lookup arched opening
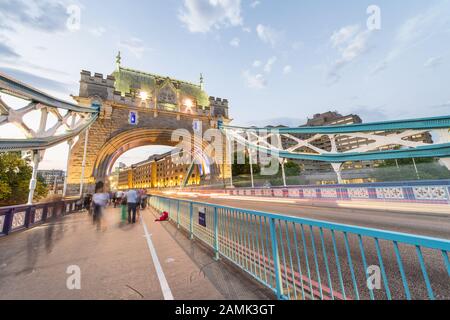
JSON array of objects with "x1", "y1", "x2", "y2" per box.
[{"x1": 91, "y1": 128, "x2": 223, "y2": 190}]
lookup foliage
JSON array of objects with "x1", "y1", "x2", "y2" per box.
[{"x1": 0, "y1": 152, "x2": 48, "y2": 206}]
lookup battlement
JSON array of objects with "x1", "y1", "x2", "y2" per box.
[
  {"x1": 209, "y1": 96, "x2": 229, "y2": 108},
  {"x1": 79, "y1": 70, "x2": 116, "y2": 100},
  {"x1": 80, "y1": 70, "x2": 115, "y2": 87}
]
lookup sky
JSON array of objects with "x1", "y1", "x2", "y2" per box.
[{"x1": 0, "y1": 0, "x2": 449, "y2": 170}]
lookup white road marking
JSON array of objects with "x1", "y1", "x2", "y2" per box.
[{"x1": 140, "y1": 215, "x2": 174, "y2": 300}]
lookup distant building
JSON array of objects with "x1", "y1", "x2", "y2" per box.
[
  {"x1": 38, "y1": 170, "x2": 65, "y2": 194},
  {"x1": 280, "y1": 111, "x2": 432, "y2": 184},
  {"x1": 117, "y1": 150, "x2": 201, "y2": 190}
]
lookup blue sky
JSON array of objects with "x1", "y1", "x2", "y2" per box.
[{"x1": 1, "y1": 0, "x2": 450, "y2": 169}]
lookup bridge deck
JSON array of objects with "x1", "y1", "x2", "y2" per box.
[{"x1": 0, "y1": 207, "x2": 273, "y2": 300}]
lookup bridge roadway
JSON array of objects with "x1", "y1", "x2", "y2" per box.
[
  {"x1": 0, "y1": 206, "x2": 273, "y2": 300},
  {"x1": 171, "y1": 193, "x2": 450, "y2": 240}
]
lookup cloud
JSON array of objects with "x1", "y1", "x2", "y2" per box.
[
  {"x1": 0, "y1": 66, "x2": 71, "y2": 93},
  {"x1": 431, "y1": 100, "x2": 450, "y2": 109},
  {"x1": 252, "y1": 60, "x2": 262, "y2": 67},
  {"x1": 328, "y1": 25, "x2": 372, "y2": 83},
  {"x1": 263, "y1": 56, "x2": 277, "y2": 73},
  {"x1": 229, "y1": 37, "x2": 240, "y2": 47},
  {"x1": 0, "y1": 42, "x2": 20, "y2": 59},
  {"x1": 89, "y1": 27, "x2": 106, "y2": 37},
  {"x1": 178, "y1": 0, "x2": 243, "y2": 33},
  {"x1": 347, "y1": 105, "x2": 388, "y2": 122},
  {"x1": 0, "y1": 0, "x2": 70, "y2": 32},
  {"x1": 243, "y1": 70, "x2": 266, "y2": 89},
  {"x1": 283, "y1": 65, "x2": 292, "y2": 75},
  {"x1": 250, "y1": 1, "x2": 260, "y2": 8},
  {"x1": 372, "y1": 2, "x2": 450, "y2": 75},
  {"x1": 256, "y1": 24, "x2": 281, "y2": 47},
  {"x1": 424, "y1": 56, "x2": 444, "y2": 68},
  {"x1": 119, "y1": 37, "x2": 150, "y2": 59}
]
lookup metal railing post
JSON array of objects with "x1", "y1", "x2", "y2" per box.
[
  {"x1": 269, "y1": 217, "x2": 284, "y2": 300},
  {"x1": 214, "y1": 206, "x2": 219, "y2": 261},
  {"x1": 189, "y1": 202, "x2": 194, "y2": 239},
  {"x1": 177, "y1": 200, "x2": 180, "y2": 229}
]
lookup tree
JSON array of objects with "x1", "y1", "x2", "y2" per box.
[{"x1": 0, "y1": 152, "x2": 48, "y2": 206}]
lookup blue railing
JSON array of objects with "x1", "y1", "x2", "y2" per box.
[
  {"x1": 149, "y1": 195, "x2": 450, "y2": 300},
  {"x1": 0, "y1": 199, "x2": 82, "y2": 237}
]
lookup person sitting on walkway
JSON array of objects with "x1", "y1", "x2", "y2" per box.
[{"x1": 155, "y1": 211, "x2": 169, "y2": 222}]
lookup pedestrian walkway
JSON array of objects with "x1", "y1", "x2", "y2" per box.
[{"x1": 0, "y1": 206, "x2": 274, "y2": 300}]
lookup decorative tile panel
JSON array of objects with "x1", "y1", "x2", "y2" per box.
[
  {"x1": 320, "y1": 188, "x2": 338, "y2": 198},
  {"x1": 413, "y1": 186, "x2": 449, "y2": 201},
  {"x1": 12, "y1": 211, "x2": 26, "y2": 229},
  {"x1": 0, "y1": 215, "x2": 5, "y2": 233},
  {"x1": 348, "y1": 188, "x2": 370, "y2": 199},
  {"x1": 303, "y1": 188, "x2": 317, "y2": 198},
  {"x1": 376, "y1": 187, "x2": 405, "y2": 200},
  {"x1": 288, "y1": 188, "x2": 300, "y2": 198},
  {"x1": 273, "y1": 189, "x2": 284, "y2": 197},
  {"x1": 34, "y1": 208, "x2": 44, "y2": 222}
]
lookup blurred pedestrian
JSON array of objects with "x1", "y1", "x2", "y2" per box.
[
  {"x1": 92, "y1": 181, "x2": 110, "y2": 231},
  {"x1": 126, "y1": 189, "x2": 138, "y2": 224},
  {"x1": 120, "y1": 192, "x2": 127, "y2": 222}
]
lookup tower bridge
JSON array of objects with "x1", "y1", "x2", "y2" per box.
[
  {"x1": 66, "y1": 55, "x2": 231, "y2": 194},
  {"x1": 1, "y1": 63, "x2": 450, "y2": 301}
]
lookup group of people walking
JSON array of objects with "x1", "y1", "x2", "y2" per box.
[{"x1": 84, "y1": 182, "x2": 149, "y2": 230}]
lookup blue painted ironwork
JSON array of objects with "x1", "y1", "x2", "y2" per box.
[
  {"x1": 149, "y1": 195, "x2": 450, "y2": 300},
  {"x1": 220, "y1": 115, "x2": 450, "y2": 134},
  {"x1": 0, "y1": 199, "x2": 82, "y2": 237}
]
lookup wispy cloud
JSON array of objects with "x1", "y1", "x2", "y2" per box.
[
  {"x1": 178, "y1": 0, "x2": 243, "y2": 33},
  {"x1": 89, "y1": 27, "x2": 107, "y2": 37},
  {"x1": 0, "y1": 41, "x2": 20, "y2": 59},
  {"x1": 328, "y1": 24, "x2": 372, "y2": 84},
  {"x1": 263, "y1": 56, "x2": 277, "y2": 73},
  {"x1": 283, "y1": 65, "x2": 292, "y2": 75},
  {"x1": 372, "y1": 2, "x2": 450, "y2": 75},
  {"x1": 256, "y1": 24, "x2": 281, "y2": 47},
  {"x1": 119, "y1": 37, "x2": 150, "y2": 59},
  {"x1": 250, "y1": 1, "x2": 261, "y2": 8},
  {"x1": 252, "y1": 60, "x2": 262, "y2": 67},
  {"x1": 424, "y1": 56, "x2": 444, "y2": 68},
  {"x1": 230, "y1": 37, "x2": 240, "y2": 47},
  {"x1": 0, "y1": 0, "x2": 70, "y2": 32},
  {"x1": 243, "y1": 70, "x2": 266, "y2": 89}
]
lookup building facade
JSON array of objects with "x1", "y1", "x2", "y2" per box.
[
  {"x1": 117, "y1": 150, "x2": 201, "y2": 190},
  {"x1": 37, "y1": 170, "x2": 65, "y2": 194}
]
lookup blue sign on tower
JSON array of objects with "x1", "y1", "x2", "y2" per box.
[{"x1": 129, "y1": 111, "x2": 138, "y2": 125}]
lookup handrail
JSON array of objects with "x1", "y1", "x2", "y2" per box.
[
  {"x1": 220, "y1": 114, "x2": 450, "y2": 134},
  {"x1": 0, "y1": 72, "x2": 97, "y2": 113}
]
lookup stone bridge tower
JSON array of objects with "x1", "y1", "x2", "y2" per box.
[{"x1": 67, "y1": 55, "x2": 231, "y2": 194}]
